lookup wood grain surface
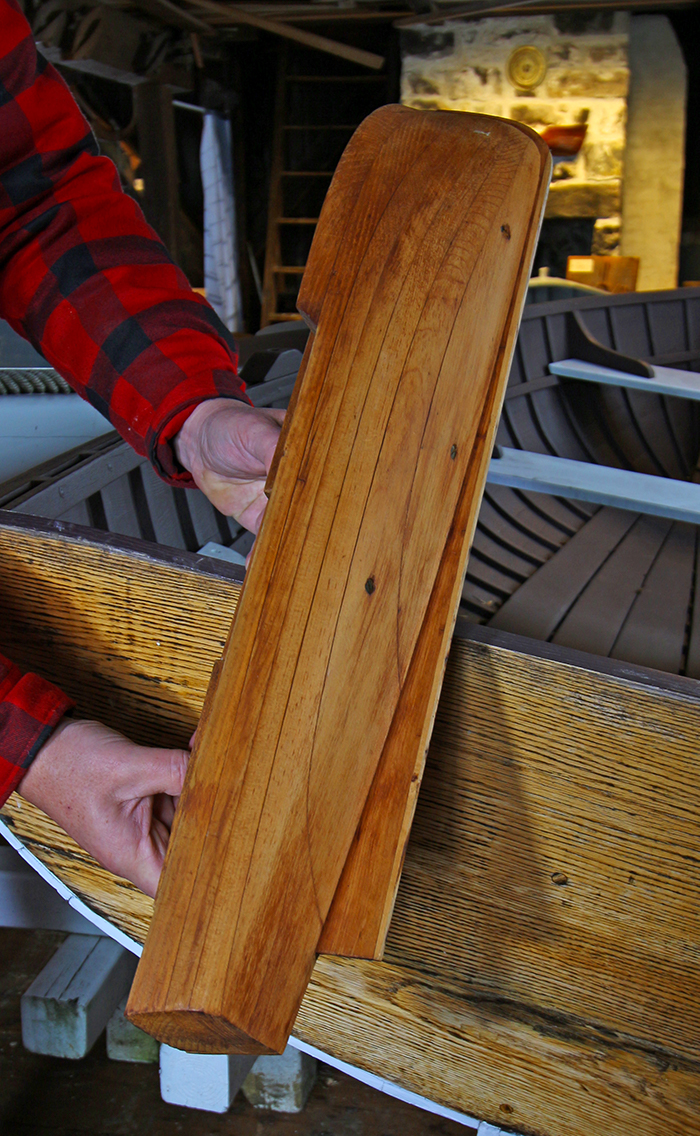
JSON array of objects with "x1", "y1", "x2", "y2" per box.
[
  {"x1": 1, "y1": 516, "x2": 700, "y2": 1134},
  {"x1": 126, "y1": 105, "x2": 550, "y2": 1055},
  {"x1": 320, "y1": 111, "x2": 550, "y2": 961}
]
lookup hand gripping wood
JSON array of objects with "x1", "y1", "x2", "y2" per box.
[{"x1": 126, "y1": 105, "x2": 550, "y2": 1054}]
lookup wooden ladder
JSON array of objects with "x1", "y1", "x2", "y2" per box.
[{"x1": 260, "y1": 44, "x2": 390, "y2": 327}]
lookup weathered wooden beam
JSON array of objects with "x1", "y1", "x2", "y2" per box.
[
  {"x1": 242, "y1": 1046, "x2": 317, "y2": 1112},
  {"x1": 182, "y1": 0, "x2": 385, "y2": 68},
  {"x1": 134, "y1": 0, "x2": 213, "y2": 33},
  {"x1": 159, "y1": 1046, "x2": 256, "y2": 1111},
  {"x1": 393, "y1": 0, "x2": 689, "y2": 27},
  {"x1": 106, "y1": 996, "x2": 160, "y2": 1063}
]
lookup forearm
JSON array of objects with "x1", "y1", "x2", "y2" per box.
[{"x1": 0, "y1": 0, "x2": 247, "y2": 483}]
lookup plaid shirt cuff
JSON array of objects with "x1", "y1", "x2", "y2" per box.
[
  {"x1": 0, "y1": 654, "x2": 74, "y2": 806},
  {"x1": 0, "y1": 1, "x2": 248, "y2": 488},
  {"x1": 147, "y1": 378, "x2": 250, "y2": 484}
]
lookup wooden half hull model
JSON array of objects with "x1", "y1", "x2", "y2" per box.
[{"x1": 122, "y1": 105, "x2": 550, "y2": 1055}]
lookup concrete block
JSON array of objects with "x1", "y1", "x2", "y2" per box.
[
  {"x1": 21, "y1": 934, "x2": 137, "y2": 1059},
  {"x1": 160, "y1": 1044, "x2": 256, "y2": 1113},
  {"x1": 106, "y1": 995, "x2": 159, "y2": 1063},
  {"x1": 243, "y1": 1045, "x2": 317, "y2": 1112}
]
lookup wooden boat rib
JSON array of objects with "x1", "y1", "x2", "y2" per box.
[{"x1": 2, "y1": 286, "x2": 700, "y2": 1135}]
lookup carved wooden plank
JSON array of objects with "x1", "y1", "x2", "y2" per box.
[
  {"x1": 2, "y1": 516, "x2": 700, "y2": 1134},
  {"x1": 321, "y1": 113, "x2": 550, "y2": 960},
  {"x1": 126, "y1": 106, "x2": 550, "y2": 1055}
]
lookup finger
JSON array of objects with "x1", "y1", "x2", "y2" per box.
[
  {"x1": 236, "y1": 408, "x2": 285, "y2": 475},
  {"x1": 134, "y1": 818, "x2": 171, "y2": 898},
  {"x1": 121, "y1": 747, "x2": 189, "y2": 802},
  {"x1": 153, "y1": 792, "x2": 176, "y2": 829},
  {"x1": 257, "y1": 411, "x2": 285, "y2": 471},
  {"x1": 200, "y1": 474, "x2": 269, "y2": 531},
  {"x1": 234, "y1": 487, "x2": 269, "y2": 535}
]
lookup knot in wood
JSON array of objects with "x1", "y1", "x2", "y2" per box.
[{"x1": 501, "y1": 224, "x2": 511, "y2": 240}]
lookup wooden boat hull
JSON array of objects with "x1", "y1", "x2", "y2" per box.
[{"x1": 1, "y1": 510, "x2": 699, "y2": 1136}]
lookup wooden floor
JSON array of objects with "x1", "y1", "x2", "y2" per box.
[{"x1": 0, "y1": 927, "x2": 476, "y2": 1136}]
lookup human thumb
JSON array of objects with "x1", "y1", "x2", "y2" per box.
[{"x1": 125, "y1": 746, "x2": 190, "y2": 802}]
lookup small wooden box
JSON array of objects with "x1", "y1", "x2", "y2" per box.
[{"x1": 567, "y1": 254, "x2": 639, "y2": 293}]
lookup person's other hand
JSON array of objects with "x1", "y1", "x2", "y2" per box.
[
  {"x1": 18, "y1": 719, "x2": 189, "y2": 898},
  {"x1": 175, "y1": 399, "x2": 285, "y2": 534}
]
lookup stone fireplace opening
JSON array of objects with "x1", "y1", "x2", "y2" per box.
[{"x1": 400, "y1": 11, "x2": 686, "y2": 291}]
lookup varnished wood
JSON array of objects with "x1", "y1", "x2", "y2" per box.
[
  {"x1": 126, "y1": 106, "x2": 550, "y2": 1055},
  {"x1": 1, "y1": 515, "x2": 700, "y2": 1133},
  {"x1": 320, "y1": 111, "x2": 550, "y2": 960}
]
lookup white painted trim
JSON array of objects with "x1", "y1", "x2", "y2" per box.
[
  {"x1": 0, "y1": 819, "x2": 522, "y2": 1132},
  {"x1": 288, "y1": 1036, "x2": 482, "y2": 1129},
  {"x1": 477, "y1": 1126, "x2": 525, "y2": 1136}
]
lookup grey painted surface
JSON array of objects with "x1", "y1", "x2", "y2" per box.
[
  {"x1": 551, "y1": 358, "x2": 700, "y2": 400},
  {"x1": 488, "y1": 447, "x2": 700, "y2": 524}
]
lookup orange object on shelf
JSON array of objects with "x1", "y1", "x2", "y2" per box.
[
  {"x1": 540, "y1": 124, "x2": 587, "y2": 158},
  {"x1": 566, "y1": 255, "x2": 639, "y2": 294}
]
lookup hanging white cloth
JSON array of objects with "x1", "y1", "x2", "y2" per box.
[{"x1": 200, "y1": 113, "x2": 244, "y2": 334}]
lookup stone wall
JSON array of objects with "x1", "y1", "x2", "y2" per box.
[
  {"x1": 401, "y1": 12, "x2": 629, "y2": 253},
  {"x1": 620, "y1": 16, "x2": 686, "y2": 290}
]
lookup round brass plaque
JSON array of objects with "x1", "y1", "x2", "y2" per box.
[{"x1": 507, "y1": 45, "x2": 547, "y2": 90}]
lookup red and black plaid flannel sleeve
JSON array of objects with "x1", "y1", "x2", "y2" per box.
[
  {"x1": 0, "y1": 0, "x2": 247, "y2": 484},
  {"x1": 0, "y1": 652, "x2": 73, "y2": 805}
]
